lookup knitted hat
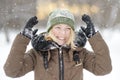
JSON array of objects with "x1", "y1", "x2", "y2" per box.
[{"x1": 47, "y1": 9, "x2": 75, "y2": 32}]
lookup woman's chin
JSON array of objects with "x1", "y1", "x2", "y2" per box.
[{"x1": 57, "y1": 41, "x2": 66, "y2": 46}]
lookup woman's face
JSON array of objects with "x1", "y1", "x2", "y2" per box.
[{"x1": 51, "y1": 24, "x2": 71, "y2": 45}]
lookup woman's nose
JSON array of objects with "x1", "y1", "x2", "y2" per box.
[{"x1": 60, "y1": 30, "x2": 66, "y2": 35}]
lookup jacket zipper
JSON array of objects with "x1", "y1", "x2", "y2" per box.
[{"x1": 58, "y1": 47, "x2": 64, "y2": 80}]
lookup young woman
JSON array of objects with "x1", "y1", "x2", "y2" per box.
[{"x1": 4, "y1": 9, "x2": 112, "y2": 80}]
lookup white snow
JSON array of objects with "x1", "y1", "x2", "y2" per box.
[{"x1": 0, "y1": 29, "x2": 120, "y2": 80}]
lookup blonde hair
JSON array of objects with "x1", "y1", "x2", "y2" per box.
[{"x1": 45, "y1": 28, "x2": 76, "y2": 49}]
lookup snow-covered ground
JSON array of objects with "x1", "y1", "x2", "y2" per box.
[{"x1": 0, "y1": 29, "x2": 120, "y2": 80}]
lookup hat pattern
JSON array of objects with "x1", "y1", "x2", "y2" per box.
[{"x1": 47, "y1": 9, "x2": 75, "y2": 32}]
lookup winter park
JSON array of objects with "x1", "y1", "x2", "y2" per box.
[{"x1": 0, "y1": 0, "x2": 120, "y2": 80}]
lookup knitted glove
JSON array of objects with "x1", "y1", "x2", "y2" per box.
[
  {"x1": 21, "y1": 16, "x2": 38, "y2": 39},
  {"x1": 81, "y1": 14, "x2": 96, "y2": 38}
]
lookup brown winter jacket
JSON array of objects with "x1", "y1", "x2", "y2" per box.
[{"x1": 4, "y1": 32, "x2": 112, "y2": 80}]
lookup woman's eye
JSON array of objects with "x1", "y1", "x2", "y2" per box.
[
  {"x1": 55, "y1": 27, "x2": 60, "y2": 29},
  {"x1": 66, "y1": 28, "x2": 70, "y2": 31}
]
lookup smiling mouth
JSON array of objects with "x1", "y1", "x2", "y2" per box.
[
  {"x1": 55, "y1": 36, "x2": 66, "y2": 44},
  {"x1": 56, "y1": 36, "x2": 65, "y2": 41}
]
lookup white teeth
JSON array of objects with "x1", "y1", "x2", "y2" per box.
[
  {"x1": 58, "y1": 38, "x2": 64, "y2": 40},
  {"x1": 56, "y1": 36, "x2": 65, "y2": 40}
]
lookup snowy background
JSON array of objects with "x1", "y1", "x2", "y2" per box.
[
  {"x1": 0, "y1": 0, "x2": 120, "y2": 80},
  {"x1": 0, "y1": 29, "x2": 120, "y2": 80}
]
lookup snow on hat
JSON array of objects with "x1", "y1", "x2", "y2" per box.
[{"x1": 47, "y1": 9, "x2": 75, "y2": 32}]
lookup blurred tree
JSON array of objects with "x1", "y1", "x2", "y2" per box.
[{"x1": 0, "y1": 0, "x2": 36, "y2": 42}]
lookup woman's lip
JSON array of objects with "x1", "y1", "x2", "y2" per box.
[
  {"x1": 58, "y1": 38, "x2": 65, "y2": 40},
  {"x1": 56, "y1": 37, "x2": 65, "y2": 40}
]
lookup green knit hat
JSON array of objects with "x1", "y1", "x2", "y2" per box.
[{"x1": 47, "y1": 9, "x2": 75, "y2": 32}]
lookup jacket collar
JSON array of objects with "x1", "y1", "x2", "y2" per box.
[{"x1": 47, "y1": 47, "x2": 83, "y2": 62}]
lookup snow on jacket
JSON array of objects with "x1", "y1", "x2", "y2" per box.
[{"x1": 4, "y1": 32, "x2": 112, "y2": 80}]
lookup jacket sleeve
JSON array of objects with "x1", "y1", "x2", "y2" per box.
[
  {"x1": 83, "y1": 32, "x2": 112, "y2": 75},
  {"x1": 3, "y1": 33, "x2": 36, "y2": 78}
]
